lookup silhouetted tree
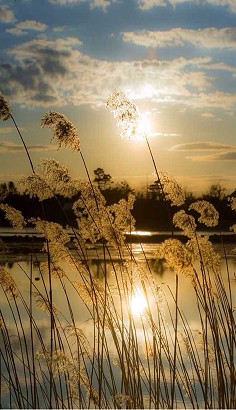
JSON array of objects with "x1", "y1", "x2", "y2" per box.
[
  {"x1": 0, "y1": 177, "x2": 234, "y2": 230},
  {"x1": 204, "y1": 183, "x2": 227, "y2": 200},
  {"x1": 93, "y1": 168, "x2": 113, "y2": 191},
  {"x1": 0, "y1": 183, "x2": 7, "y2": 201},
  {"x1": 0, "y1": 181, "x2": 18, "y2": 201},
  {"x1": 115, "y1": 181, "x2": 134, "y2": 197},
  {"x1": 148, "y1": 180, "x2": 162, "y2": 200}
]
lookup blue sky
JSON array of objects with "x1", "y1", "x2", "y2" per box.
[{"x1": 0, "y1": 0, "x2": 236, "y2": 194}]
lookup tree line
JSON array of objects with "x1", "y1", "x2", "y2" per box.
[{"x1": 0, "y1": 168, "x2": 235, "y2": 231}]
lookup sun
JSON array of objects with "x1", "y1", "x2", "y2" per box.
[
  {"x1": 128, "y1": 112, "x2": 152, "y2": 141},
  {"x1": 137, "y1": 113, "x2": 152, "y2": 137},
  {"x1": 129, "y1": 289, "x2": 147, "y2": 316}
]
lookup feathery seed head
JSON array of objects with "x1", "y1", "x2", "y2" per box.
[
  {"x1": 0, "y1": 204, "x2": 25, "y2": 230},
  {"x1": 230, "y1": 224, "x2": 236, "y2": 234},
  {"x1": 38, "y1": 158, "x2": 80, "y2": 197},
  {"x1": 156, "y1": 238, "x2": 193, "y2": 275},
  {"x1": 0, "y1": 93, "x2": 11, "y2": 121},
  {"x1": 41, "y1": 110, "x2": 80, "y2": 151},
  {"x1": 189, "y1": 200, "x2": 219, "y2": 227},
  {"x1": 160, "y1": 171, "x2": 186, "y2": 206},
  {"x1": 21, "y1": 159, "x2": 79, "y2": 200},
  {"x1": 107, "y1": 90, "x2": 145, "y2": 140},
  {"x1": 229, "y1": 196, "x2": 236, "y2": 212},
  {"x1": 186, "y1": 235, "x2": 221, "y2": 273},
  {"x1": 20, "y1": 174, "x2": 53, "y2": 201},
  {"x1": 33, "y1": 292, "x2": 60, "y2": 315},
  {"x1": 0, "y1": 266, "x2": 19, "y2": 298},
  {"x1": 173, "y1": 209, "x2": 196, "y2": 237}
]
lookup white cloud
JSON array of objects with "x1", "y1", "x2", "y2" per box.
[
  {"x1": 135, "y1": 0, "x2": 236, "y2": 13},
  {"x1": 86, "y1": 0, "x2": 236, "y2": 13},
  {"x1": 203, "y1": 0, "x2": 236, "y2": 13},
  {"x1": 0, "y1": 5, "x2": 15, "y2": 23},
  {"x1": 136, "y1": 0, "x2": 167, "y2": 9},
  {"x1": 48, "y1": 0, "x2": 117, "y2": 9},
  {"x1": 122, "y1": 27, "x2": 236, "y2": 49},
  {"x1": 53, "y1": 26, "x2": 66, "y2": 33},
  {"x1": 90, "y1": 0, "x2": 117, "y2": 10},
  {"x1": 204, "y1": 61, "x2": 236, "y2": 73},
  {"x1": 193, "y1": 91, "x2": 236, "y2": 109},
  {"x1": 8, "y1": 36, "x2": 82, "y2": 60},
  {"x1": 151, "y1": 132, "x2": 180, "y2": 137},
  {"x1": 48, "y1": 0, "x2": 83, "y2": 4},
  {"x1": 6, "y1": 20, "x2": 47, "y2": 36},
  {"x1": 1, "y1": 37, "x2": 235, "y2": 111}
]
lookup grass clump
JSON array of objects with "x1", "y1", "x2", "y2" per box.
[{"x1": 0, "y1": 91, "x2": 236, "y2": 409}]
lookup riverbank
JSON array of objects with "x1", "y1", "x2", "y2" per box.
[{"x1": 0, "y1": 230, "x2": 235, "y2": 253}]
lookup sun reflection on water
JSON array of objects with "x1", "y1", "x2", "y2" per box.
[{"x1": 129, "y1": 288, "x2": 148, "y2": 316}]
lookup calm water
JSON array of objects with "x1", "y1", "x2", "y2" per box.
[
  {"x1": 1, "y1": 240, "x2": 236, "y2": 408},
  {"x1": 1, "y1": 241, "x2": 235, "y2": 322}
]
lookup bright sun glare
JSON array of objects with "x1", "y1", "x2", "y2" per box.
[
  {"x1": 136, "y1": 114, "x2": 152, "y2": 139},
  {"x1": 130, "y1": 289, "x2": 147, "y2": 316}
]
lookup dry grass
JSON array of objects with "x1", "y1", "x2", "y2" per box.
[{"x1": 0, "y1": 91, "x2": 236, "y2": 408}]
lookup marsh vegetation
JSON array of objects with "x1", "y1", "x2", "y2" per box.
[{"x1": 0, "y1": 91, "x2": 236, "y2": 409}]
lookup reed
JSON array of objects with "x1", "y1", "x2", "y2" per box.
[{"x1": 0, "y1": 91, "x2": 235, "y2": 408}]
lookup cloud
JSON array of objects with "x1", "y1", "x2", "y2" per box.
[
  {"x1": 48, "y1": 0, "x2": 83, "y2": 3},
  {"x1": 48, "y1": 0, "x2": 74, "y2": 3},
  {"x1": 151, "y1": 132, "x2": 180, "y2": 137},
  {"x1": 122, "y1": 27, "x2": 236, "y2": 49},
  {"x1": 135, "y1": 0, "x2": 236, "y2": 13},
  {"x1": 0, "y1": 5, "x2": 15, "y2": 23},
  {"x1": 0, "y1": 126, "x2": 15, "y2": 134},
  {"x1": 205, "y1": 61, "x2": 236, "y2": 73},
  {"x1": 0, "y1": 141, "x2": 57, "y2": 153},
  {"x1": 136, "y1": 0, "x2": 167, "y2": 9},
  {"x1": 171, "y1": 141, "x2": 236, "y2": 162},
  {"x1": 208, "y1": 0, "x2": 236, "y2": 12},
  {"x1": 170, "y1": 142, "x2": 235, "y2": 151},
  {"x1": 48, "y1": 0, "x2": 117, "y2": 10},
  {"x1": 1, "y1": 37, "x2": 83, "y2": 105},
  {"x1": 201, "y1": 112, "x2": 215, "y2": 118},
  {"x1": 90, "y1": 0, "x2": 117, "y2": 9},
  {"x1": 212, "y1": 151, "x2": 236, "y2": 160},
  {"x1": 1, "y1": 36, "x2": 235, "y2": 111},
  {"x1": 6, "y1": 20, "x2": 47, "y2": 36},
  {"x1": 192, "y1": 91, "x2": 236, "y2": 109},
  {"x1": 187, "y1": 151, "x2": 236, "y2": 161},
  {"x1": 51, "y1": 0, "x2": 234, "y2": 10}
]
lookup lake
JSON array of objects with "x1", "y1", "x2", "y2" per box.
[{"x1": 0, "y1": 235, "x2": 236, "y2": 408}]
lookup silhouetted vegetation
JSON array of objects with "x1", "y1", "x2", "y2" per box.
[
  {"x1": 1, "y1": 91, "x2": 236, "y2": 409},
  {"x1": 0, "y1": 176, "x2": 235, "y2": 231}
]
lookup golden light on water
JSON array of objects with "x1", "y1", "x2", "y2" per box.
[
  {"x1": 129, "y1": 289, "x2": 148, "y2": 316},
  {"x1": 128, "y1": 230, "x2": 152, "y2": 236}
]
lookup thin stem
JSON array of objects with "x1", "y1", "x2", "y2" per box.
[
  {"x1": 171, "y1": 273, "x2": 178, "y2": 409},
  {"x1": 10, "y1": 114, "x2": 35, "y2": 174},
  {"x1": 145, "y1": 135, "x2": 174, "y2": 234}
]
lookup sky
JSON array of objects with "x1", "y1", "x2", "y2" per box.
[{"x1": 0, "y1": 0, "x2": 236, "y2": 195}]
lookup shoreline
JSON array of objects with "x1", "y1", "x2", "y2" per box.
[
  {"x1": 0, "y1": 233, "x2": 235, "y2": 263},
  {"x1": 0, "y1": 231, "x2": 235, "y2": 249}
]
